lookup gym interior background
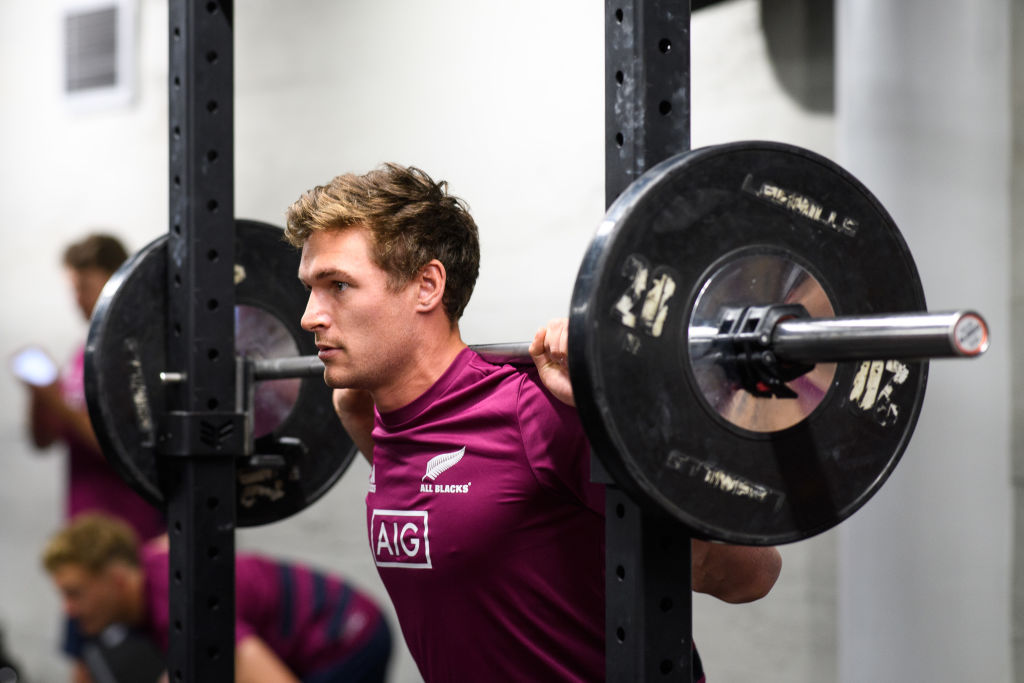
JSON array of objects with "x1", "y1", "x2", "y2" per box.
[{"x1": 0, "y1": 0, "x2": 1018, "y2": 680}]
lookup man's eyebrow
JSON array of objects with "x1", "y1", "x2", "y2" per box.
[{"x1": 298, "y1": 267, "x2": 351, "y2": 285}]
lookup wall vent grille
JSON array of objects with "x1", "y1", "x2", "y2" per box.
[{"x1": 62, "y1": 0, "x2": 137, "y2": 110}]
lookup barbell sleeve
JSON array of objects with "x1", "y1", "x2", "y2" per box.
[{"x1": 769, "y1": 310, "x2": 989, "y2": 363}]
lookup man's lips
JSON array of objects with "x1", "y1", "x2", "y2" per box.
[{"x1": 316, "y1": 344, "x2": 343, "y2": 361}]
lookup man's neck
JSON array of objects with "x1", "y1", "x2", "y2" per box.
[{"x1": 371, "y1": 325, "x2": 466, "y2": 413}]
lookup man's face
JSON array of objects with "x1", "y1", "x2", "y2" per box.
[
  {"x1": 298, "y1": 227, "x2": 421, "y2": 391},
  {"x1": 67, "y1": 267, "x2": 111, "y2": 320},
  {"x1": 51, "y1": 563, "x2": 124, "y2": 635}
]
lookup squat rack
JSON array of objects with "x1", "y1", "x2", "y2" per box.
[{"x1": 165, "y1": 1, "x2": 697, "y2": 680}]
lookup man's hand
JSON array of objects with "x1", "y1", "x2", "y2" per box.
[
  {"x1": 332, "y1": 388, "x2": 375, "y2": 462},
  {"x1": 530, "y1": 318, "x2": 574, "y2": 407}
]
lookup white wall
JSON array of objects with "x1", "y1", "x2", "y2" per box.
[{"x1": 836, "y1": 1, "x2": 1013, "y2": 681}]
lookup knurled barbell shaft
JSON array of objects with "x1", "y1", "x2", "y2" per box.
[{"x1": 251, "y1": 342, "x2": 535, "y2": 381}]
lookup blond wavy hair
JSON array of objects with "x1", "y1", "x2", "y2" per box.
[
  {"x1": 42, "y1": 513, "x2": 140, "y2": 575},
  {"x1": 285, "y1": 163, "x2": 480, "y2": 322}
]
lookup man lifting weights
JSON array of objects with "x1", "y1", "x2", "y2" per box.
[{"x1": 286, "y1": 163, "x2": 782, "y2": 682}]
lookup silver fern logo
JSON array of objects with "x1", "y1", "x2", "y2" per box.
[
  {"x1": 422, "y1": 447, "x2": 466, "y2": 481},
  {"x1": 419, "y1": 447, "x2": 472, "y2": 495}
]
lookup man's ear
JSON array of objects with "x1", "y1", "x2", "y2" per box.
[{"x1": 416, "y1": 259, "x2": 447, "y2": 313}]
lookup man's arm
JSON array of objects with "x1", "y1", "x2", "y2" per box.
[
  {"x1": 72, "y1": 661, "x2": 94, "y2": 683},
  {"x1": 531, "y1": 318, "x2": 783, "y2": 603},
  {"x1": 332, "y1": 388, "x2": 375, "y2": 462},
  {"x1": 235, "y1": 635, "x2": 299, "y2": 683},
  {"x1": 691, "y1": 540, "x2": 782, "y2": 603},
  {"x1": 29, "y1": 381, "x2": 67, "y2": 448},
  {"x1": 28, "y1": 382, "x2": 101, "y2": 453}
]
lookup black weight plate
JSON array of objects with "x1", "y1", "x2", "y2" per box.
[
  {"x1": 85, "y1": 220, "x2": 356, "y2": 526},
  {"x1": 570, "y1": 141, "x2": 927, "y2": 545}
]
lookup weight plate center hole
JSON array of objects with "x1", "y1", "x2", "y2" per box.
[
  {"x1": 235, "y1": 304, "x2": 301, "y2": 437},
  {"x1": 688, "y1": 251, "x2": 837, "y2": 433}
]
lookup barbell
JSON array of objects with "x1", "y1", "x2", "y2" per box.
[{"x1": 84, "y1": 141, "x2": 988, "y2": 543}]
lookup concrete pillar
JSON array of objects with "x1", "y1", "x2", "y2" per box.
[{"x1": 835, "y1": 1, "x2": 1012, "y2": 681}]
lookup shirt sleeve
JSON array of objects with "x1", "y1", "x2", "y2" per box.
[
  {"x1": 235, "y1": 620, "x2": 255, "y2": 645},
  {"x1": 516, "y1": 371, "x2": 605, "y2": 515}
]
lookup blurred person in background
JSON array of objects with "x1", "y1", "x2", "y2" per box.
[
  {"x1": 15, "y1": 232, "x2": 165, "y2": 541},
  {"x1": 43, "y1": 514, "x2": 392, "y2": 683},
  {"x1": 12, "y1": 233, "x2": 166, "y2": 669}
]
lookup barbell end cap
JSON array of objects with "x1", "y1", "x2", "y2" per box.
[{"x1": 951, "y1": 310, "x2": 989, "y2": 357}]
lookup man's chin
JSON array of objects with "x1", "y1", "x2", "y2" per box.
[{"x1": 323, "y1": 369, "x2": 355, "y2": 390}]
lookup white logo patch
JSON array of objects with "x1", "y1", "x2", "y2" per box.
[
  {"x1": 422, "y1": 447, "x2": 466, "y2": 481},
  {"x1": 370, "y1": 509, "x2": 431, "y2": 569}
]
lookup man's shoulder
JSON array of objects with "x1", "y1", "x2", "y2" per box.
[{"x1": 459, "y1": 352, "x2": 539, "y2": 401}]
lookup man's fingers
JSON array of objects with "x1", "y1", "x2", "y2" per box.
[
  {"x1": 529, "y1": 327, "x2": 546, "y2": 358},
  {"x1": 530, "y1": 319, "x2": 570, "y2": 365}
]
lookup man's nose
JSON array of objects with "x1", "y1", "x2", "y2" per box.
[{"x1": 300, "y1": 291, "x2": 326, "y2": 332}]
